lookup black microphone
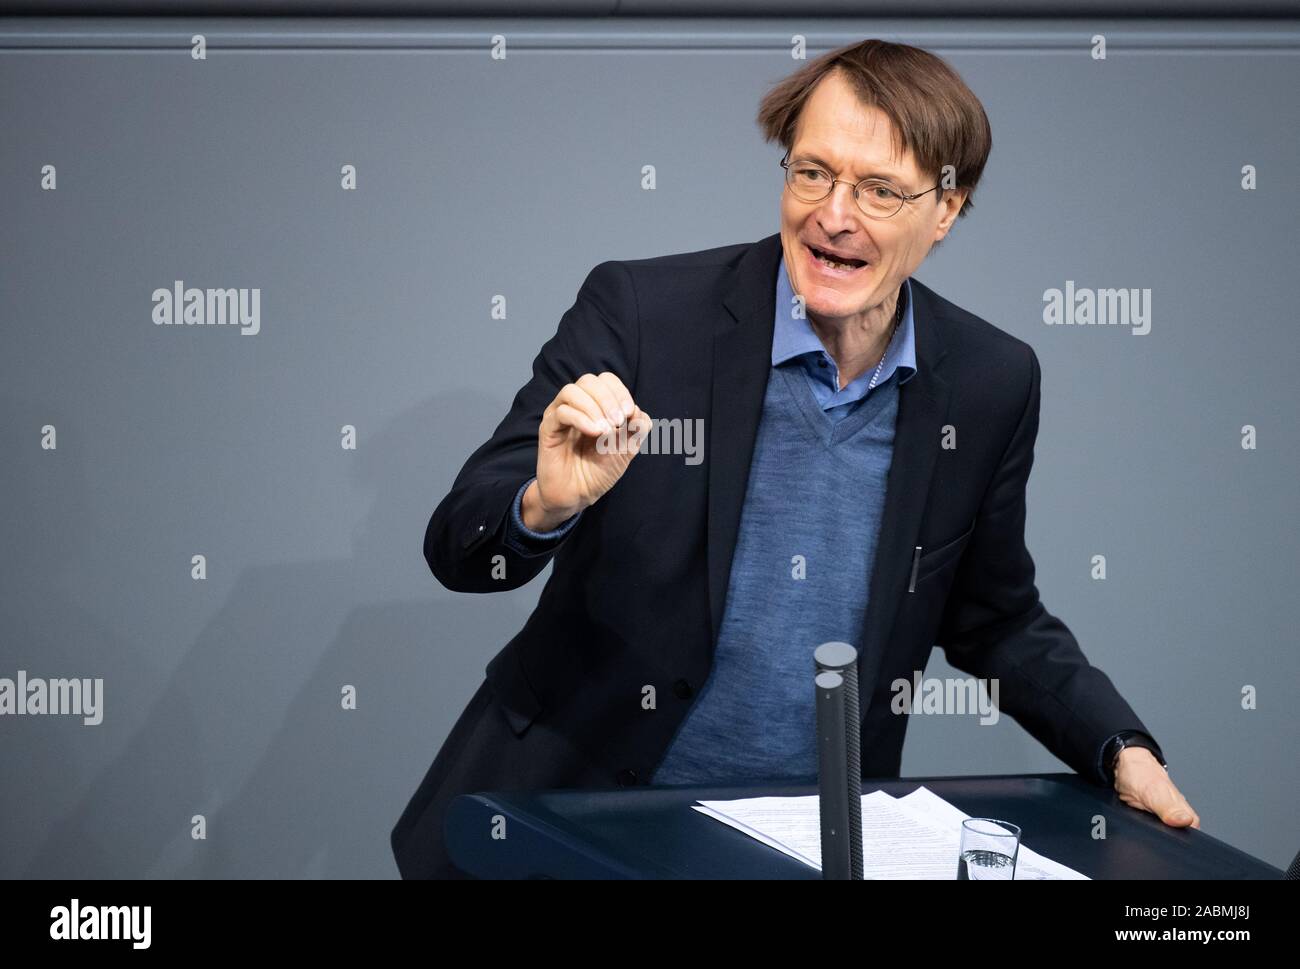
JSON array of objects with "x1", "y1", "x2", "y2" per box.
[{"x1": 814, "y1": 641, "x2": 864, "y2": 880}]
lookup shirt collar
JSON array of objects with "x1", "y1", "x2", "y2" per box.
[{"x1": 771, "y1": 253, "x2": 917, "y2": 387}]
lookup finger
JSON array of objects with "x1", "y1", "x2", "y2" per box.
[
  {"x1": 595, "y1": 409, "x2": 647, "y2": 458},
  {"x1": 1173, "y1": 794, "x2": 1201, "y2": 829},
  {"x1": 596, "y1": 371, "x2": 636, "y2": 421},
  {"x1": 1165, "y1": 792, "x2": 1198, "y2": 828},
  {"x1": 627, "y1": 408, "x2": 654, "y2": 451},
  {"x1": 551, "y1": 402, "x2": 608, "y2": 438},
  {"x1": 1145, "y1": 776, "x2": 1197, "y2": 827},
  {"x1": 577, "y1": 372, "x2": 626, "y2": 428},
  {"x1": 553, "y1": 382, "x2": 611, "y2": 433}
]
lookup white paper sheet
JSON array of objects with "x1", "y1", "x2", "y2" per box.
[
  {"x1": 897, "y1": 786, "x2": 1089, "y2": 880},
  {"x1": 693, "y1": 785, "x2": 1089, "y2": 879}
]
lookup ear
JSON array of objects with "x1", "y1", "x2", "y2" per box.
[{"x1": 933, "y1": 188, "x2": 969, "y2": 242}]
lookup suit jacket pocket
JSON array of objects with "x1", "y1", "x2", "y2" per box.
[
  {"x1": 914, "y1": 519, "x2": 976, "y2": 584},
  {"x1": 484, "y1": 643, "x2": 544, "y2": 738}
]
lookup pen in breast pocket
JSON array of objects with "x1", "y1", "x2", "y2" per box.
[{"x1": 908, "y1": 545, "x2": 922, "y2": 593}]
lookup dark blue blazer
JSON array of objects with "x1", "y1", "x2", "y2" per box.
[{"x1": 390, "y1": 230, "x2": 1154, "y2": 878}]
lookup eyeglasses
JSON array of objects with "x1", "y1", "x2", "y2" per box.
[{"x1": 780, "y1": 149, "x2": 942, "y2": 219}]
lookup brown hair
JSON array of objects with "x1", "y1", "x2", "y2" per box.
[{"x1": 756, "y1": 39, "x2": 992, "y2": 224}]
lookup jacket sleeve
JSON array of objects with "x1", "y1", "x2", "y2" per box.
[
  {"x1": 423, "y1": 259, "x2": 639, "y2": 593},
  {"x1": 935, "y1": 345, "x2": 1155, "y2": 785}
]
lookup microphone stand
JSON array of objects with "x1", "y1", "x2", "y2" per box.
[{"x1": 814, "y1": 641, "x2": 864, "y2": 880}]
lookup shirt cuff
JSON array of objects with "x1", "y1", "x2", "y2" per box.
[{"x1": 503, "y1": 477, "x2": 582, "y2": 556}]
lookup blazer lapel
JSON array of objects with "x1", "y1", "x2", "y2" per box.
[
  {"x1": 708, "y1": 232, "x2": 782, "y2": 649},
  {"x1": 706, "y1": 232, "x2": 952, "y2": 709},
  {"x1": 856, "y1": 279, "x2": 951, "y2": 709}
]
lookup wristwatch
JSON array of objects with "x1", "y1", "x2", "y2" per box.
[{"x1": 1103, "y1": 730, "x2": 1167, "y2": 786}]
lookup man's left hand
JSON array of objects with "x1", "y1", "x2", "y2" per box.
[{"x1": 1113, "y1": 747, "x2": 1200, "y2": 828}]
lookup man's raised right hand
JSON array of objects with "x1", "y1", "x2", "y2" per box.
[{"x1": 521, "y1": 371, "x2": 652, "y2": 532}]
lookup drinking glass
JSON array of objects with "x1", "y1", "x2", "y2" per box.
[{"x1": 956, "y1": 818, "x2": 1021, "y2": 880}]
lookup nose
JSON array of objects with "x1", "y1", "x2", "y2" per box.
[{"x1": 817, "y1": 178, "x2": 862, "y2": 232}]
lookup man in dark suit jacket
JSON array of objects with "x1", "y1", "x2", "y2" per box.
[{"x1": 391, "y1": 42, "x2": 1199, "y2": 879}]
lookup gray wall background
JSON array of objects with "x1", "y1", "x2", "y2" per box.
[{"x1": 1, "y1": 14, "x2": 1296, "y2": 878}]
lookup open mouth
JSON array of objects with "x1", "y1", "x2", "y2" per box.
[{"x1": 807, "y1": 244, "x2": 868, "y2": 273}]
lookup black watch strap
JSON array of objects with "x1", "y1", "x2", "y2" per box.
[{"x1": 1104, "y1": 731, "x2": 1167, "y2": 785}]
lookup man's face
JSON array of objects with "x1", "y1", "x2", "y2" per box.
[{"x1": 779, "y1": 70, "x2": 968, "y2": 331}]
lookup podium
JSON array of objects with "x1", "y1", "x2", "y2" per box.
[{"x1": 443, "y1": 772, "x2": 1283, "y2": 879}]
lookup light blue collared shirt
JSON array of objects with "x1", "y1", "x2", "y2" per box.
[{"x1": 771, "y1": 255, "x2": 917, "y2": 423}]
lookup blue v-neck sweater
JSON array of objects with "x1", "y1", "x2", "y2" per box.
[{"x1": 649, "y1": 364, "x2": 902, "y2": 783}]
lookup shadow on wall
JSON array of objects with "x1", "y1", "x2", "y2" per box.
[{"x1": 2, "y1": 389, "x2": 541, "y2": 878}]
